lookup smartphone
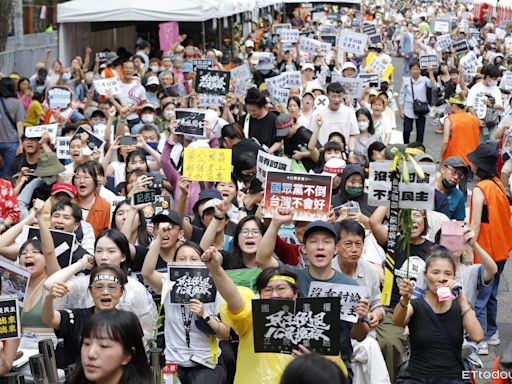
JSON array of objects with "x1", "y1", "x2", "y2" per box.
[
  {"x1": 132, "y1": 190, "x2": 156, "y2": 205},
  {"x1": 120, "y1": 136, "x2": 137, "y2": 146},
  {"x1": 148, "y1": 175, "x2": 164, "y2": 191}
]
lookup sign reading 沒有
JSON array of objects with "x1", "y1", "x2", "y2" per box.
[
  {"x1": 169, "y1": 266, "x2": 217, "y2": 304},
  {"x1": 256, "y1": 150, "x2": 292, "y2": 182}
]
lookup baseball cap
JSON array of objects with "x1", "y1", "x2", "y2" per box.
[
  {"x1": 199, "y1": 198, "x2": 223, "y2": 217},
  {"x1": 182, "y1": 62, "x2": 194, "y2": 73},
  {"x1": 275, "y1": 113, "x2": 293, "y2": 137},
  {"x1": 146, "y1": 76, "x2": 159, "y2": 86},
  {"x1": 51, "y1": 183, "x2": 77, "y2": 198},
  {"x1": 341, "y1": 62, "x2": 357, "y2": 72},
  {"x1": 301, "y1": 63, "x2": 315, "y2": 72},
  {"x1": 192, "y1": 189, "x2": 223, "y2": 213},
  {"x1": 245, "y1": 40, "x2": 255, "y2": 48},
  {"x1": 414, "y1": 153, "x2": 435, "y2": 163},
  {"x1": 152, "y1": 210, "x2": 183, "y2": 228},
  {"x1": 303, "y1": 221, "x2": 337, "y2": 242},
  {"x1": 140, "y1": 103, "x2": 156, "y2": 112},
  {"x1": 442, "y1": 156, "x2": 468, "y2": 173}
]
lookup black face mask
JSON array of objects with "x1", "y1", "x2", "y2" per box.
[
  {"x1": 376, "y1": 48, "x2": 383, "y2": 53},
  {"x1": 381, "y1": 84, "x2": 389, "y2": 92}
]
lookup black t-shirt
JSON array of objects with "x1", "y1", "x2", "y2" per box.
[
  {"x1": 232, "y1": 138, "x2": 264, "y2": 176},
  {"x1": 241, "y1": 112, "x2": 278, "y2": 149},
  {"x1": 388, "y1": 239, "x2": 434, "y2": 308},
  {"x1": 8, "y1": 154, "x2": 38, "y2": 178},
  {"x1": 283, "y1": 126, "x2": 320, "y2": 171},
  {"x1": 70, "y1": 245, "x2": 90, "y2": 266},
  {"x1": 55, "y1": 307, "x2": 95, "y2": 369},
  {"x1": 408, "y1": 299, "x2": 464, "y2": 378}
]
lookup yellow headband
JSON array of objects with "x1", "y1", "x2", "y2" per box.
[{"x1": 269, "y1": 275, "x2": 296, "y2": 285}]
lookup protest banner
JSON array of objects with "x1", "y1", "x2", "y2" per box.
[
  {"x1": 132, "y1": 268, "x2": 167, "y2": 303},
  {"x1": 451, "y1": 40, "x2": 469, "y2": 53},
  {"x1": 336, "y1": 77, "x2": 364, "y2": 99},
  {"x1": 435, "y1": 34, "x2": 452, "y2": 51},
  {"x1": 192, "y1": 59, "x2": 214, "y2": 72},
  {"x1": 183, "y1": 148, "x2": 232, "y2": 182},
  {"x1": 256, "y1": 150, "x2": 292, "y2": 182},
  {"x1": 56, "y1": 136, "x2": 71, "y2": 160},
  {"x1": 74, "y1": 126, "x2": 105, "y2": 150},
  {"x1": 169, "y1": 266, "x2": 217, "y2": 304},
  {"x1": 92, "y1": 78, "x2": 121, "y2": 96},
  {"x1": 159, "y1": 21, "x2": 179, "y2": 51},
  {"x1": 358, "y1": 72, "x2": 380, "y2": 88},
  {"x1": 299, "y1": 36, "x2": 332, "y2": 56},
  {"x1": 367, "y1": 57, "x2": 387, "y2": 75},
  {"x1": 368, "y1": 160, "x2": 436, "y2": 210},
  {"x1": 0, "y1": 256, "x2": 30, "y2": 308},
  {"x1": 338, "y1": 30, "x2": 368, "y2": 55},
  {"x1": 419, "y1": 55, "x2": 439, "y2": 70},
  {"x1": 142, "y1": 195, "x2": 174, "y2": 220},
  {"x1": 308, "y1": 282, "x2": 367, "y2": 323},
  {"x1": 195, "y1": 69, "x2": 230, "y2": 96},
  {"x1": 0, "y1": 297, "x2": 21, "y2": 340},
  {"x1": 433, "y1": 19, "x2": 450, "y2": 33},
  {"x1": 362, "y1": 23, "x2": 377, "y2": 35},
  {"x1": 175, "y1": 109, "x2": 206, "y2": 138},
  {"x1": 25, "y1": 123, "x2": 58, "y2": 144},
  {"x1": 279, "y1": 28, "x2": 299, "y2": 43},
  {"x1": 252, "y1": 297, "x2": 340, "y2": 355},
  {"x1": 262, "y1": 171, "x2": 332, "y2": 221},
  {"x1": 460, "y1": 51, "x2": 479, "y2": 72},
  {"x1": 48, "y1": 88, "x2": 72, "y2": 110},
  {"x1": 501, "y1": 71, "x2": 512, "y2": 91},
  {"x1": 21, "y1": 226, "x2": 76, "y2": 268},
  {"x1": 230, "y1": 63, "x2": 252, "y2": 83}
]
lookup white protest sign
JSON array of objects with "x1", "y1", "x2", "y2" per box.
[
  {"x1": 368, "y1": 160, "x2": 436, "y2": 210},
  {"x1": 336, "y1": 77, "x2": 364, "y2": 99},
  {"x1": 338, "y1": 30, "x2": 368, "y2": 55},
  {"x1": 48, "y1": 88, "x2": 72, "y2": 110},
  {"x1": 93, "y1": 78, "x2": 121, "y2": 96},
  {"x1": 460, "y1": 52, "x2": 479, "y2": 72},
  {"x1": 279, "y1": 28, "x2": 299, "y2": 43},
  {"x1": 473, "y1": 93, "x2": 488, "y2": 120},
  {"x1": 230, "y1": 64, "x2": 252, "y2": 83},
  {"x1": 436, "y1": 34, "x2": 452, "y2": 51},
  {"x1": 235, "y1": 81, "x2": 256, "y2": 98},
  {"x1": 56, "y1": 136, "x2": 71, "y2": 160},
  {"x1": 433, "y1": 20, "x2": 450, "y2": 33},
  {"x1": 92, "y1": 122, "x2": 112, "y2": 142},
  {"x1": 25, "y1": 123, "x2": 59, "y2": 144},
  {"x1": 268, "y1": 86, "x2": 290, "y2": 105},
  {"x1": 419, "y1": 55, "x2": 439, "y2": 70},
  {"x1": 256, "y1": 150, "x2": 292, "y2": 182},
  {"x1": 299, "y1": 36, "x2": 332, "y2": 56},
  {"x1": 460, "y1": 19, "x2": 469, "y2": 32},
  {"x1": 198, "y1": 94, "x2": 223, "y2": 107},
  {"x1": 463, "y1": 72, "x2": 477, "y2": 85},
  {"x1": 265, "y1": 75, "x2": 286, "y2": 90},
  {"x1": 501, "y1": 71, "x2": 512, "y2": 91},
  {"x1": 496, "y1": 28, "x2": 507, "y2": 40},
  {"x1": 486, "y1": 33, "x2": 497, "y2": 43},
  {"x1": 367, "y1": 57, "x2": 387, "y2": 75},
  {"x1": 308, "y1": 282, "x2": 367, "y2": 323},
  {"x1": 281, "y1": 71, "x2": 302, "y2": 88}
]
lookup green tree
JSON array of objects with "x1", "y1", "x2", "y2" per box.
[{"x1": 0, "y1": 0, "x2": 12, "y2": 52}]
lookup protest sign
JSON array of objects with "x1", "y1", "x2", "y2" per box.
[
  {"x1": 169, "y1": 266, "x2": 217, "y2": 304},
  {"x1": 175, "y1": 109, "x2": 206, "y2": 138},
  {"x1": 368, "y1": 33, "x2": 382, "y2": 44},
  {"x1": 74, "y1": 126, "x2": 105, "y2": 150},
  {"x1": 142, "y1": 195, "x2": 173, "y2": 220},
  {"x1": 262, "y1": 171, "x2": 332, "y2": 221},
  {"x1": 195, "y1": 69, "x2": 230, "y2": 96},
  {"x1": 192, "y1": 59, "x2": 214, "y2": 72},
  {"x1": 501, "y1": 71, "x2": 512, "y2": 91},
  {"x1": 368, "y1": 160, "x2": 436, "y2": 209},
  {"x1": 503, "y1": 134, "x2": 512, "y2": 159},
  {"x1": 308, "y1": 282, "x2": 367, "y2": 323},
  {"x1": 419, "y1": 55, "x2": 439, "y2": 70},
  {"x1": 272, "y1": 23, "x2": 292, "y2": 33},
  {"x1": 0, "y1": 257, "x2": 30, "y2": 308},
  {"x1": 230, "y1": 64, "x2": 252, "y2": 83},
  {"x1": 338, "y1": 30, "x2": 368, "y2": 55},
  {"x1": 198, "y1": 94, "x2": 223, "y2": 107},
  {"x1": 183, "y1": 148, "x2": 232, "y2": 182},
  {"x1": 460, "y1": 18, "x2": 469, "y2": 32},
  {"x1": 256, "y1": 150, "x2": 292, "y2": 182},
  {"x1": 25, "y1": 123, "x2": 58, "y2": 144},
  {"x1": 0, "y1": 297, "x2": 21, "y2": 340},
  {"x1": 320, "y1": 34, "x2": 337, "y2": 46},
  {"x1": 56, "y1": 136, "x2": 71, "y2": 160},
  {"x1": 496, "y1": 28, "x2": 507, "y2": 40},
  {"x1": 48, "y1": 88, "x2": 72, "y2": 110},
  {"x1": 281, "y1": 71, "x2": 302, "y2": 88},
  {"x1": 21, "y1": 226, "x2": 76, "y2": 268},
  {"x1": 435, "y1": 34, "x2": 452, "y2": 51},
  {"x1": 358, "y1": 72, "x2": 380, "y2": 88},
  {"x1": 268, "y1": 87, "x2": 290, "y2": 105},
  {"x1": 487, "y1": 33, "x2": 497, "y2": 43},
  {"x1": 362, "y1": 23, "x2": 377, "y2": 35},
  {"x1": 95, "y1": 52, "x2": 108, "y2": 63},
  {"x1": 93, "y1": 78, "x2": 121, "y2": 96},
  {"x1": 279, "y1": 28, "x2": 299, "y2": 43},
  {"x1": 299, "y1": 36, "x2": 332, "y2": 56},
  {"x1": 367, "y1": 57, "x2": 388, "y2": 75},
  {"x1": 433, "y1": 19, "x2": 450, "y2": 33},
  {"x1": 452, "y1": 40, "x2": 469, "y2": 53},
  {"x1": 252, "y1": 297, "x2": 340, "y2": 355},
  {"x1": 132, "y1": 269, "x2": 167, "y2": 303},
  {"x1": 133, "y1": 190, "x2": 156, "y2": 205},
  {"x1": 460, "y1": 51, "x2": 479, "y2": 72},
  {"x1": 336, "y1": 77, "x2": 364, "y2": 99},
  {"x1": 159, "y1": 21, "x2": 179, "y2": 51},
  {"x1": 163, "y1": 80, "x2": 193, "y2": 98},
  {"x1": 318, "y1": 24, "x2": 336, "y2": 34},
  {"x1": 235, "y1": 81, "x2": 256, "y2": 98},
  {"x1": 473, "y1": 93, "x2": 488, "y2": 120}
]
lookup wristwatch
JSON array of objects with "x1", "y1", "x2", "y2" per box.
[{"x1": 202, "y1": 314, "x2": 211, "y2": 322}]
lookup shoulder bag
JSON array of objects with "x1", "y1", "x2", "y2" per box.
[{"x1": 410, "y1": 78, "x2": 430, "y2": 116}]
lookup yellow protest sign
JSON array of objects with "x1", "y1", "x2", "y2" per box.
[{"x1": 183, "y1": 148, "x2": 232, "y2": 182}]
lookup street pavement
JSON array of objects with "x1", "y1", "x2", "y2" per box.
[{"x1": 391, "y1": 57, "x2": 511, "y2": 383}]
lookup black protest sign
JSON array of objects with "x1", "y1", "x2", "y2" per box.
[
  {"x1": 252, "y1": 297, "x2": 340, "y2": 355},
  {"x1": 143, "y1": 195, "x2": 173, "y2": 220},
  {"x1": 192, "y1": 59, "x2": 214, "y2": 71},
  {"x1": 0, "y1": 297, "x2": 21, "y2": 340},
  {"x1": 132, "y1": 269, "x2": 167, "y2": 303},
  {"x1": 452, "y1": 40, "x2": 469, "y2": 53},
  {"x1": 169, "y1": 266, "x2": 217, "y2": 304},
  {"x1": 419, "y1": 55, "x2": 439, "y2": 70},
  {"x1": 0, "y1": 257, "x2": 30, "y2": 308},
  {"x1": 362, "y1": 23, "x2": 377, "y2": 35},
  {"x1": 26, "y1": 226, "x2": 76, "y2": 269},
  {"x1": 175, "y1": 109, "x2": 206, "y2": 137},
  {"x1": 133, "y1": 190, "x2": 156, "y2": 205},
  {"x1": 358, "y1": 72, "x2": 380, "y2": 88},
  {"x1": 369, "y1": 33, "x2": 382, "y2": 43},
  {"x1": 195, "y1": 69, "x2": 230, "y2": 96},
  {"x1": 320, "y1": 35, "x2": 337, "y2": 46},
  {"x1": 74, "y1": 126, "x2": 105, "y2": 150}
]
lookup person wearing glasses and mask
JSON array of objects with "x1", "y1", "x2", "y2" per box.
[{"x1": 434, "y1": 157, "x2": 468, "y2": 220}]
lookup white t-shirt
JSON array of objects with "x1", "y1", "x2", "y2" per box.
[
  {"x1": 467, "y1": 82, "x2": 503, "y2": 117},
  {"x1": 372, "y1": 115, "x2": 393, "y2": 141},
  {"x1": 118, "y1": 80, "x2": 147, "y2": 120},
  {"x1": 310, "y1": 105, "x2": 359, "y2": 145}
]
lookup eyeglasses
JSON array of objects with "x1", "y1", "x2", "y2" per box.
[
  {"x1": 75, "y1": 176, "x2": 93, "y2": 182},
  {"x1": 90, "y1": 283, "x2": 121, "y2": 293},
  {"x1": 447, "y1": 166, "x2": 465, "y2": 180},
  {"x1": 261, "y1": 284, "x2": 290, "y2": 295},
  {"x1": 20, "y1": 250, "x2": 42, "y2": 257},
  {"x1": 240, "y1": 228, "x2": 262, "y2": 237},
  {"x1": 340, "y1": 241, "x2": 364, "y2": 249}
]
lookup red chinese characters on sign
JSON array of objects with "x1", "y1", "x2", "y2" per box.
[{"x1": 263, "y1": 171, "x2": 332, "y2": 222}]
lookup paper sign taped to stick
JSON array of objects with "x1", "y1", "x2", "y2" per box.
[
  {"x1": 0, "y1": 297, "x2": 21, "y2": 340},
  {"x1": 195, "y1": 69, "x2": 230, "y2": 96},
  {"x1": 183, "y1": 148, "x2": 232, "y2": 182},
  {"x1": 262, "y1": 171, "x2": 332, "y2": 221},
  {"x1": 252, "y1": 298, "x2": 341, "y2": 355},
  {"x1": 0, "y1": 256, "x2": 30, "y2": 308},
  {"x1": 368, "y1": 160, "x2": 436, "y2": 209},
  {"x1": 256, "y1": 150, "x2": 292, "y2": 182},
  {"x1": 169, "y1": 266, "x2": 217, "y2": 304},
  {"x1": 21, "y1": 226, "x2": 76, "y2": 268},
  {"x1": 308, "y1": 282, "x2": 367, "y2": 323},
  {"x1": 338, "y1": 30, "x2": 368, "y2": 55},
  {"x1": 93, "y1": 78, "x2": 121, "y2": 96},
  {"x1": 175, "y1": 109, "x2": 206, "y2": 138}
]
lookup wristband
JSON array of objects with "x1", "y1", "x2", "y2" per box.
[
  {"x1": 214, "y1": 214, "x2": 225, "y2": 221},
  {"x1": 461, "y1": 307, "x2": 472, "y2": 317},
  {"x1": 399, "y1": 298, "x2": 409, "y2": 308}
]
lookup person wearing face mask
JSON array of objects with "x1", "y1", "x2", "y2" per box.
[
  {"x1": 131, "y1": 104, "x2": 157, "y2": 134},
  {"x1": 434, "y1": 157, "x2": 468, "y2": 220},
  {"x1": 354, "y1": 108, "x2": 380, "y2": 155},
  {"x1": 144, "y1": 76, "x2": 160, "y2": 106}
]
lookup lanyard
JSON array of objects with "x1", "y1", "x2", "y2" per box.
[{"x1": 180, "y1": 305, "x2": 192, "y2": 348}]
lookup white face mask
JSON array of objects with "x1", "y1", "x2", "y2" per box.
[
  {"x1": 150, "y1": 65, "x2": 159, "y2": 73},
  {"x1": 358, "y1": 121, "x2": 369, "y2": 131},
  {"x1": 141, "y1": 114, "x2": 155, "y2": 124},
  {"x1": 489, "y1": 80, "x2": 498, "y2": 87},
  {"x1": 163, "y1": 110, "x2": 175, "y2": 121}
]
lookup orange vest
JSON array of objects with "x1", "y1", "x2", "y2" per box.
[
  {"x1": 76, "y1": 194, "x2": 111, "y2": 238},
  {"x1": 470, "y1": 177, "x2": 512, "y2": 263},
  {"x1": 443, "y1": 111, "x2": 480, "y2": 165}
]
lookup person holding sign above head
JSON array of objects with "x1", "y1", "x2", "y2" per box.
[
  {"x1": 202, "y1": 246, "x2": 348, "y2": 384},
  {"x1": 142, "y1": 232, "x2": 230, "y2": 384}
]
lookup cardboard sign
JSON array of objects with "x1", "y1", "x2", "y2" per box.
[
  {"x1": 368, "y1": 160, "x2": 436, "y2": 210},
  {"x1": 0, "y1": 297, "x2": 21, "y2": 340},
  {"x1": 358, "y1": 72, "x2": 380, "y2": 88},
  {"x1": 335, "y1": 77, "x2": 364, "y2": 99},
  {"x1": 0, "y1": 256, "x2": 30, "y2": 308},
  {"x1": 169, "y1": 266, "x2": 216, "y2": 304},
  {"x1": 175, "y1": 109, "x2": 206, "y2": 138},
  {"x1": 262, "y1": 171, "x2": 332, "y2": 221},
  {"x1": 133, "y1": 190, "x2": 156, "y2": 205},
  {"x1": 93, "y1": 78, "x2": 121, "y2": 96},
  {"x1": 183, "y1": 148, "x2": 232, "y2": 183},
  {"x1": 501, "y1": 71, "x2": 512, "y2": 91},
  {"x1": 25, "y1": 123, "x2": 58, "y2": 144},
  {"x1": 433, "y1": 20, "x2": 450, "y2": 33},
  {"x1": 74, "y1": 126, "x2": 105, "y2": 150},
  {"x1": 362, "y1": 23, "x2": 377, "y2": 35},
  {"x1": 159, "y1": 21, "x2": 180, "y2": 51},
  {"x1": 367, "y1": 57, "x2": 387, "y2": 75},
  {"x1": 252, "y1": 298, "x2": 341, "y2": 355},
  {"x1": 195, "y1": 69, "x2": 230, "y2": 96},
  {"x1": 339, "y1": 30, "x2": 368, "y2": 55},
  {"x1": 132, "y1": 268, "x2": 167, "y2": 303},
  {"x1": 230, "y1": 64, "x2": 252, "y2": 83},
  {"x1": 451, "y1": 40, "x2": 469, "y2": 53},
  {"x1": 56, "y1": 136, "x2": 71, "y2": 160},
  {"x1": 279, "y1": 28, "x2": 299, "y2": 43},
  {"x1": 299, "y1": 36, "x2": 332, "y2": 56},
  {"x1": 419, "y1": 55, "x2": 439, "y2": 70},
  {"x1": 256, "y1": 150, "x2": 292, "y2": 182},
  {"x1": 192, "y1": 59, "x2": 214, "y2": 72},
  {"x1": 436, "y1": 34, "x2": 452, "y2": 51},
  {"x1": 48, "y1": 88, "x2": 72, "y2": 110},
  {"x1": 308, "y1": 282, "x2": 367, "y2": 323},
  {"x1": 22, "y1": 226, "x2": 76, "y2": 269}
]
